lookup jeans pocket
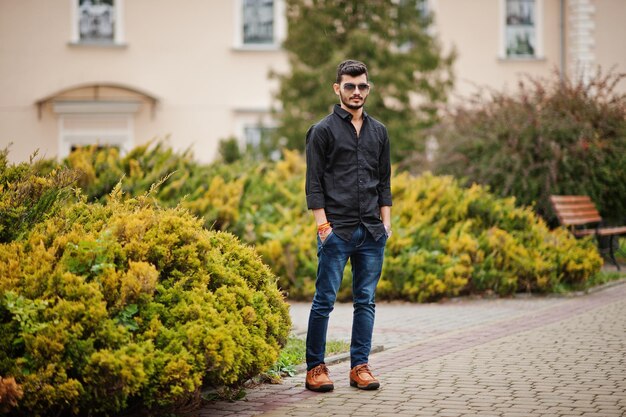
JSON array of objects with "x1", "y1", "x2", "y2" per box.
[{"x1": 318, "y1": 231, "x2": 334, "y2": 248}]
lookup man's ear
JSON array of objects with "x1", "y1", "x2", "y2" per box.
[{"x1": 333, "y1": 83, "x2": 340, "y2": 96}]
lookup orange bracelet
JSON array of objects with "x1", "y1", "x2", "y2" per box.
[
  {"x1": 318, "y1": 222, "x2": 331, "y2": 235},
  {"x1": 317, "y1": 222, "x2": 331, "y2": 231}
]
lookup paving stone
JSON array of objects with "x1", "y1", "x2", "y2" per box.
[
  {"x1": 578, "y1": 413, "x2": 618, "y2": 417},
  {"x1": 186, "y1": 282, "x2": 626, "y2": 417}
]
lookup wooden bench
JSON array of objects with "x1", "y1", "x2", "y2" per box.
[{"x1": 550, "y1": 195, "x2": 626, "y2": 270}]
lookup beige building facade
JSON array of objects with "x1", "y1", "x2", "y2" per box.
[
  {"x1": 1, "y1": 0, "x2": 288, "y2": 163},
  {"x1": 1, "y1": 0, "x2": 624, "y2": 164},
  {"x1": 432, "y1": 0, "x2": 626, "y2": 99}
]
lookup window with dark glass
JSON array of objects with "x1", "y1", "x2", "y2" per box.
[
  {"x1": 78, "y1": 0, "x2": 115, "y2": 43},
  {"x1": 244, "y1": 125, "x2": 280, "y2": 160},
  {"x1": 243, "y1": 0, "x2": 274, "y2": 45},
  {"x1": 505, "y1": 0, "x2": 536, "y2": 58}
]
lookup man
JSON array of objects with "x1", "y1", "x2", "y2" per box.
[{"x1": 304, "y1": 60, "x2": 392, "y2": 392}]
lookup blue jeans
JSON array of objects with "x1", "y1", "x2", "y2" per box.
[{"x1": 306, "y1": 224, "x2": 387, "y2": 370}]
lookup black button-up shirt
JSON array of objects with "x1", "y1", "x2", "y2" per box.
[{"x1": 305, "y1": 104, "x2": 392, "y2": 241}]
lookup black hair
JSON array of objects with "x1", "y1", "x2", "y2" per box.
[{"x1": 336, "y1": 60, "x2": 368, "y2": 84}]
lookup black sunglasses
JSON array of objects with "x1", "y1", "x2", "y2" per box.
[{"x1": 342, "y1": 83, "x2": 370, "y2": 92}]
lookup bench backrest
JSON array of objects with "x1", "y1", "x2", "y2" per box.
[{"x1": 550, "y1": 195, "x2": 602, "y2": 227}]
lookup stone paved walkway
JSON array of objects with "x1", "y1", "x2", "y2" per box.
[{"x1": 191, "y1": 281, "x2": 626, "y2": 417}]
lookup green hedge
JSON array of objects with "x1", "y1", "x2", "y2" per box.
[
  {"x1": 61, "y1": 145, "x2": 603, "y2": 301},
  {"x1": 380, "y1": 172, "x2": 602, "y2": 301},
  {"x1": 0, "y1": 149, "x2": 76, "y2": 243},
  {"x1": 432, "y1": 70, "x2": 626, "y2": 225},
  {"x1": 0, "y1": 159, "x2": 290, "y2": 415}
]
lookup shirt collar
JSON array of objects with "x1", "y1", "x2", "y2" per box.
[{"x1": 333, "y1": 104, "x2": 368, "y2": 121}]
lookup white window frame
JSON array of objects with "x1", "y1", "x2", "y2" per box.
[
  {"x1": 233, "y1": 0, "x2": 286, "y2": 50},
  {"x1": 243, "y1": 125, "x2": 280, "y2": 159},
  {"x1": 499, "y1": 0, "x2": 544, "y2": 60},
  {"x1": 70, "y1": 0, "x2": 125, "y2": 46},
  {"x1": 53, "y1": 101, "x2": 139, "y2": 159},
  {"x1": 234, "y1": 110, "x2": 279, "y2": 157}
]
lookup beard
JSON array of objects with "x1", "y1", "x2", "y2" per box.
[{"x1": 340, "y1": 91, "x2": 367, "y2": 110}]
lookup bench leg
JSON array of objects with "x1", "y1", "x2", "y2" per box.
[{"x1": 607, "y1": 236, "x2": 621, "y2": 271}]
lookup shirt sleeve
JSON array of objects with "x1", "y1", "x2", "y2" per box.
[
  {"x1": 305, "y1": 124, "x2": 327, "y2": 209},
  {"x1": 377, "y1": 127, "x2": 393, "y2": 207}
]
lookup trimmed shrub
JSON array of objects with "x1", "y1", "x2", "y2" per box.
[
  {"x1": 231, "y1": 153, "x2": 602, "y2": 301},
  {"x1": 53, "y1": 145, "x2": 603, "y2": 301},
  {"x1": 432, "y1": 70, "x2": 626, "y2": 225},
  {"x1": 65, "y1": 142, "x2": 197, "y2": 203},
  {"x1": 0, "y1": 148, "x2": 77, "y2": 243},
  {"x1": 381, "y1": 172, "x2": 603, "y2": 301},
  {"x1": 0, "y1": 192, "x2": 290, "y2": 416},
  {"x1": 63, "y1": 142, "x2": 245, "y2": 231}
]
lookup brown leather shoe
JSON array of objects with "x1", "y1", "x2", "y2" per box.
[
  {"x1": 305, "y1": 363, "x2": 334, "y2": 392},
  {"x1": 350, "y1": 363, "x2": 380, "y2": 390}
]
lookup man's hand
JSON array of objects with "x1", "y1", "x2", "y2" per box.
[
  {"x1": 319, "y1": 227, "x2": 333, "y2": 243},
  {"x1": 380, "y1": 206, "x2": 392, "y2": 238},
  {"x1": 317, "y1": 219, "x2": 332, "y2": 243}
]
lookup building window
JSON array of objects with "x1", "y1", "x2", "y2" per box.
[
  {"x1": 57, "y1": 114, "x2": 134, "y2": 159},
  {"x1": 51, "y1": 100, "x2": 140, "y2": 159},
  {"x1": 244, "y1": 125, "x2": 272, "y2": 148},
  {"x1": 244, "y1": 125, "x2": 281, "y2": 160},
  {"x1": 71, "y1": 0, "x2": 125, "y2": 45},
  {"x1": 503, "y1": 0, "x2": 541, "y2": 58},
  {"x1": 243, "y1": 0, "x2": 274, "y2": 45},
  {"x1": 234, "y1": 0, "x2": 285, "y2": 49}
]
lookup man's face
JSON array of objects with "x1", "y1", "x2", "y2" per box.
[{"x1": 333, "y1": 74, "x2": 370, "y2": 110}]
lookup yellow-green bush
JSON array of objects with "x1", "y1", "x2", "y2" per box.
[
  {"x1": 39, "y1": 144, "x2": 604, "y2": 301},
  {"x1": 62, "y1": 145, "x2": 319, "y2": 298},
  {"x1": 56, "y1": 145, "x2": 604, "y2": 301},
  {"x1": 0, "y1": 192, "x2": 290, "y2": 416},
  {"x1": 199, "y1": 151, "x2": 601, "y2": 301},
  {"x1": 201, "y1": 151, "x2": 602, "y2": 301},
  {"x1": 381, "y1": 172, "x2": 602, "y2": 301},
  {"x1": 0, "y1": 148, "x2": 76, "y2": 243}
]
